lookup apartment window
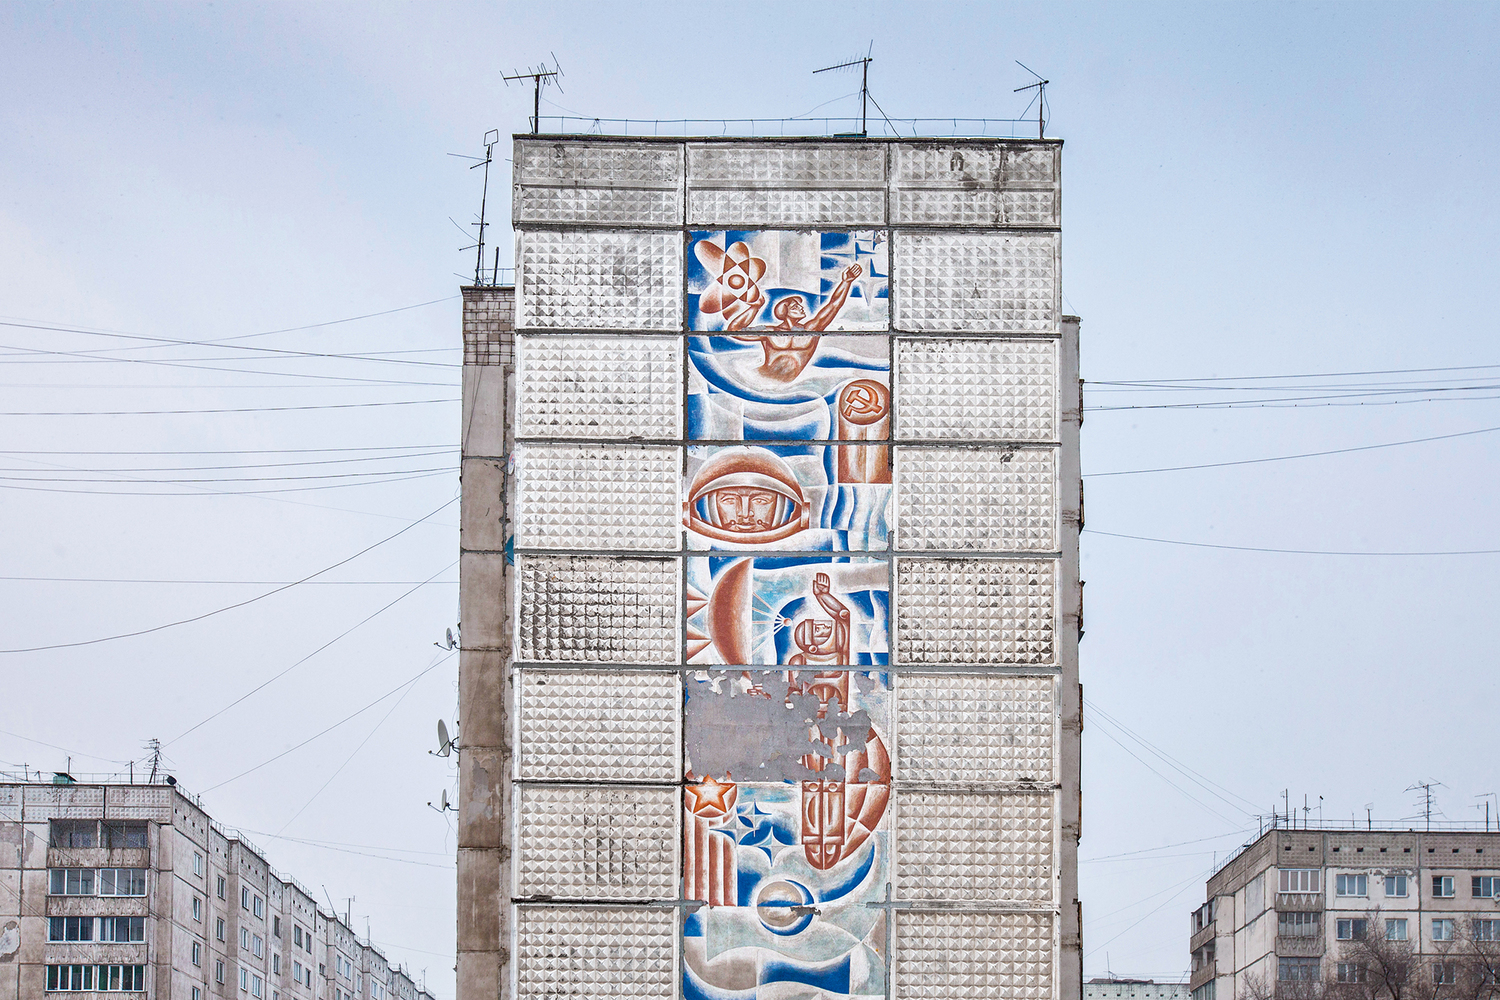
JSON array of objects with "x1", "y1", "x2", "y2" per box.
[
  {"x1": 306, "y1": 969, "x2": 314, "y2": 987},
  {"x1": 273, "y1": 954, "x2": 280, "y2": 975},
  {"x1": 1279, "y1": 958, "x2": 1320, "y2": 981},
  {"x1": 102, "y1": 822, "x2": 147, "y2": 849},
  {"x1": 49, "y1": 820, "x2": 96, "y2": 848},
  {"x1": 192, "y1": 942, "x2": 202, "y2": 967},
  {"x1": 194, "y1": 852, "x2": 204, "y2": 876},
  {"x1": 1433, "y1": 875, "x2": 1455, "y2": 897},
  {"x1": 1476, "y1": 919, "x2": 1500, "y2": 941},
  {"x1": 1337, "y1": 918, "x2": 1368, "y2": 940},
  {"x1": 100, "y1": 917, "x2": 145, "y2": 942},
  {"x1": 243, "y1": 887, "x2": 251, "y2": 910},
  {"x1": 1336, "y1": 873, "x2": 1368, "y2": 897},
  {"x1": 241, "y1": 928, "x2": 250, "y2": 949},
  {"x1": 49, "y1": 869, "x2": 94, "y2": 895},
  {"x1": 241, "y1": 968, "x2": 250, "y2": 991},
  {"x1": 294, "y1": 962, "x2": 304, "y2": 981},
  {"x1": 1279, "y1": 868, "x2": 1320, "y2": 893},
  {"x1": 1338, "y1": 963, "x2": 1368, "y2": 984},
  {"x1": 98, "y1": 868, "x2": 147, "y2": 896},
  {"x1": 217, "y1": 961, "x2": 226, "y2": 984},
  {"x1": 1433, "y1": 918, "x2": 1455, "y2": 941},
  {"x1": 254, "y1": 935, "x2": 264, "y2": 959},
  {"x1": 1385, "y1": 874, "x2": 1408, "y2": 897},
  {"x1": 218, "y1": 876, "x2": 227, "y2": 899},
  {"x1": 192, "y1": 896, "x2": 202, "y2": 921},
  {"x1": 305, "y1": 934, "x2": 313, "y2": 955},
  {"x1": 1434, "y1": 962, "x2": 1457, "y2": 985},
  {"x1": 216, "y1": 918, "x2": 226, "y2": 942},
  {"x1": 193, "y1": 989, "x2": 202, "y2": 1000},
  {"x1": 254, "y1": 895, "x2": 264, "y2": 919},
  {"x1": 273, "y1": 916, "x2": 281, "y2": 938},
  {"x1": 48, "y1": 917, "x2": 94, "y2": 942},
  {"x1": 1474, "y1": 876, "x2": 1499, "y2": 898},
  {"x1": 1387, "y1": 918, "x2": 1409, "y2": 941},
  {"x1": 252, "y1": 975, "x2": 264, "y2": 998},
  {"x1": 47, "y1": 965, "x2": 94, "y2": 991},
  {"x1": 45, "y1": 965, "x2": 145, "y2": 992},
  {"x1": 294, "y1": 926, "x2": 303, "y2": 948},
  {"x1": 1279, "y1": 911, "x2": 1319, "y2": 937},
  {"x1": 319, "y1": 965, "x2": 327, "y2": 978}
]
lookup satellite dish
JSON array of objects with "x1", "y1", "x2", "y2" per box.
[
  {"x1": 440, "y1": 790, "x2": 449, "y2": 811},
  {"x1": 437, "y1": 720, "x2": 452, "y2": 757},
  {"x1": 446, "y1": 627, "x2": 456, "y2": 649}
]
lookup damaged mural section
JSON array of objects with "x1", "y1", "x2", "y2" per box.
[{"x1": 683, "y1": 669, "x2": 890, "y2": 1000}]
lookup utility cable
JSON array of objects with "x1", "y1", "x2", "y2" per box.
[
  {"x1": 1085, "y1": 528, "x2": 1500, "y2": 557},
  {"x1": 1085, "y1": 700, "x2": 1263, "y2": 814},
  {"x1": 0, "y1": 498, "x2": 455, "y2": 654},
  {"x1": 0, "y1": 468, "x2": 452, "y2": 496},
  {"x1": 199, "y1": 652, "x2": 454, "y2": 793},
  {"x1": 1086, "y1": 422, "x2": 1500, "y2": 477},
  {"x1": 1, "y1": 398, "x2": 458, "y2": 416},
  {"x1": 165, "y1": 559, "x2": 457, "y2": 745}
]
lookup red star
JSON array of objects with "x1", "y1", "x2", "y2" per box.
[{"x1": 686, "y1": 774, "x2": 738, "y2": 818}]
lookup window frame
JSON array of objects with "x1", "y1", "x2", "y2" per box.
[
  {"x1": 1335, "y1": 873, "x2": 1369, "y2": 897},
  {"x1": 1474, "y1": 875, "x2": 1499, "y2": 898},
  {"x1": 1433, "y1": 918, "x2": 1455, "y2": 942},
  {"x1": 1433, "y1": 874, "x2": 1455, "y2": 898},
  {"x1": 1385, "y1": 874, "x2": 1409, "y2": 897},
  {"x1": 192, "y1": 941, "x2": 202, "y2": 967},
  {"x1": 1387, "y1": 918, "x2": 1409, "y2": 941},
  {"x1": 1278, "y1": 868, "x2": 1321, "y2": 894},
  {"x1": 1336, "y1": 917, "x2": 1368, "y2": 940}
]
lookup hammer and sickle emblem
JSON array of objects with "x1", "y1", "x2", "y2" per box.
[{"x1": 837, "y1": 379, "x2": 889, "y2": 425}]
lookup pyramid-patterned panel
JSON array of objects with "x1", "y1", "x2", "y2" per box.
[
  {"x1": 515, "y1": 186, "x2": 682, "y2": 228},
  {"x1": 896, "y1": 559, "x2": 1055, "y2": 664},
  {"x1": 514, "y1": 905, "x2": 676, "y2": 998},
  {"x1": 896, "y1": 339, "x2": 1057, "y2": 441},
  {"x1": 687, "y1": 143, "x2": 886, "y2": 185},
  {"x1": 516, "y1": 786, "x2": 679, "y2": 899},
  {"x1": 892, "y1": 189, "x2": 1058, "y2": 228},
  {"x1": 688, "y1": 188, "x2": 885, "y2": 227},
  {"x1": 894, "y1": 233, "x2": 1058, "y2": 334},
  {"x1": 516, "y1": 335, "x2": 682, "y2": 440},
  {"x1": 891, "y1": 144, "x2": 1059, "y2": 189},
  {"x1": 896, "y1": 791, "x2": 1055, "y2": 903},
  {"x1": 896, "y1": 448, "x2": 1057, "y2": 551},
  {"x1": 516, "y1": 670, "x2": 679, "y2": 782},
  {"x1": 514, "y1": 444, "x2": 680, "y2": 551},
  {"x1": 897, "y1": 674, "x2": 1056, "y2": 784},
  {"x1": 516, "y1": 556, "x2": 678, "y2": 663},
  {"x1": 515, "y1": 140, "x2": 682, "y2": 189},
  {"x1": 895, "y1": 911, "x2": 1054, "y2": 1000},
  {"x1": 516, "y1": 230, "x2": 681, "y2": 330}
]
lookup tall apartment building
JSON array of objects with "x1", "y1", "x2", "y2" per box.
[
  {"x1": 457, "y1": 134, "x2": 1082, "y2": 1000},
  {"x1": 0, "y1": 777, "x2": 438, "y2": 1000},
  {"x1": 1086, "y1": 978, "x2": 1189, "y2": 1000},
  {"x1": 1189, "y1": 827, "x2": 1500, "y2": 1000}
]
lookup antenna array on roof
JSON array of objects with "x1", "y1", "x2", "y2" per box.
[
  {"x1": 503, "y1": 54, "x2": 564, "y2": 135},
  {"x1": 813, "y1": 43, "x2": 875, "y2": 137}
]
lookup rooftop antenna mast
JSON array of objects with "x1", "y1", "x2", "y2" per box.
[
  {"x1": 1407, "y1": 780, "x2": 1443, "y2": 832},
  {"x1": 814, "y1": 43, "x2": 874, "y2": 137},
  {"x1": 1013, "y1": 61, "x2": 1050, "y2": 139},
  {"x1": 470, "y1": 129, "x2": 500, "y2": 284},
  {"x1": 502, "y1": 54, "x2": 563, "y2": 135}
]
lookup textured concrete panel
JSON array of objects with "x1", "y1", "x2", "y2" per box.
[
  {"x1": 516, "y1": 556, "x2": 678, "y2": 663},
  {"x1": 514, "y1": 444, "x2": 680, "y2": 551},
  {"x1": 894, "y1": 233, "x2": 1058, "y2": 334},
  {"x1": 896, "y1": 339, "x2": 1057, "y2": 441},
  {"x1": 895, "y1": 448, "x2": 1056, "y2": 551},
  {"x1": 896, "y1": 791, "x2": 1054, "y2": 902},
  {"x1": 893, "y1": 189, "x2": 1057, "y2": 228},
  {"x1": 891, "y1": 144, "x2": 1059, "y2": 227},
  {"x1": 514, "y1": 140, "x2": 682, "y2": 227},
  {"x1": 687, "y1": 143, "x2": 886, "y2": 185},
  {"x1": 516, "y1": 336, "x2": 682, "y2": 440},
  {"x1": 516, "y1": 670, "x2": 680, "y2": 782},
  {"x1": 896, "y1": 559, "x2": 1055, "y2": 664},
  {"x1": 515, "y1": 786, "x2": 678, "y2": 899},
  {"x1": 514, "y1": 905, "x2": 675, "y2": 997},
  {"x1": 688, "y1": 188, "x2": 885, "y2": 227},
  {"x1": 516, "y1": 230, "x2": 682, "y2": 330},
  {"x1": 895, "y1": 910, "x2": 1053, "y2": 999},
  {"x1": 897, "y1": 674, "x2": 1055, "y2": 784}
]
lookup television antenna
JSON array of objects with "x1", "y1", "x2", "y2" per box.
[
  {"x1": 1406, "y1": 780, "x2": 1444, "y2": 831},
  {"x1": 503, "y1": 54, "x2": 563, "y2": 135},
  {"x1": 464, "y1": 130, "x2": 501, "y2": 285},
  {"x1": 814, "y1": 43, "x2": 874, "y2": 137},
  {"x1": 1013, "y1": 61, "x2": 1049, "y2": 139}
]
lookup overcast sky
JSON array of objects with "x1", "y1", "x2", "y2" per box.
[{"x1": 3, "y1": 1, "x2": 1498, "y2": 990}]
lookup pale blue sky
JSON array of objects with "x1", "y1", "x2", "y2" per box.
[{"x1": 3, "y1": 1, "x2": 1498, "y2": 987}]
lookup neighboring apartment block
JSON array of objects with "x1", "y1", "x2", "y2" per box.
[
  {"x1": 1086, "y1": 978, "x2": 1190, "y2": 1000},
  {"x1": 1189, "y1": 827, "x2": 1500, "y2": 1000},
  {"x1": 0, "y1": 778, "x2": 437, "y2": 1000}
]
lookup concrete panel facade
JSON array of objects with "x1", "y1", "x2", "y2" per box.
[{"x1": 458, "y1": 136, "x2": 1081, "y2": 1000}]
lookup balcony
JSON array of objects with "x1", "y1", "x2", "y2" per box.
[
  {"x1": 1190, "y1": 960, "x2": 1218, "y2": 993},
  {"x1": 1275, "y1": 893, "x2": 1323, "y2": 912},
  {"x1": 1277, "y1": 936, "x2": 1325, "y2": 957},
  {"x1": 1191, "y1": 923, "x2": 1216, "y2": 953}
]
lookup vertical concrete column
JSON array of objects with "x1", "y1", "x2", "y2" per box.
[
  {"x1": 456, "y1": 286, "x2": 514, "y2": 1000},
  {"x1": 1060, "y1": 314, "x2": 1084, "y2": 1000}
]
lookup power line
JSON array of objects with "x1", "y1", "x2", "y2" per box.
[
  {"x1": 0, "y1": 449, "x2": 455, "y2": 473},
  {"x1": 0, "y1": 468, "x2": 452, "y2": 496},
  {"x1": 1086, "y1": 700, "x2": 1263, "y2": 813},
  {"x1": 1, "y1": 577, "x2": 458, "y2": 585},
  {"x1": 1080, "y1": 828, "x2": 1254, "y2": 864},
  {"x1": 1086, "y1": 422, "x2": 1500, "y2": 477},
  {"x1": 0, "y1": 498, "x2": 456, "y2": 654},
  {"x1": 1089, "y1": 362, "x2": 1500, "y2": 383},
  {"x1": 0, "y1": 339, "x2": 457, "y2": 383},
  {"x1": 166, "y1": 560, "x2": 458, "y2": 746},
  {"x1": 0, "y1": 465, "x2": 455, "y2": 485},
  {"x1": 0, "y1": 726, "x2": 135, "y2": 764},
  {"x1": 1086, "y1": 386, "x2": 1500, "y2": 410},
  {"x1": 1085, "y1": 528, "x2": 1500, "y2": 557},
  {"x1": 0, "y1": 445, "x2": 454, "y2": 456},
  {"x1": 1, "y1": 398, "x2": 459, "y2": 416},
  {"x1": 198, "y1": 652, "x2": 454, "y2": 793}
]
